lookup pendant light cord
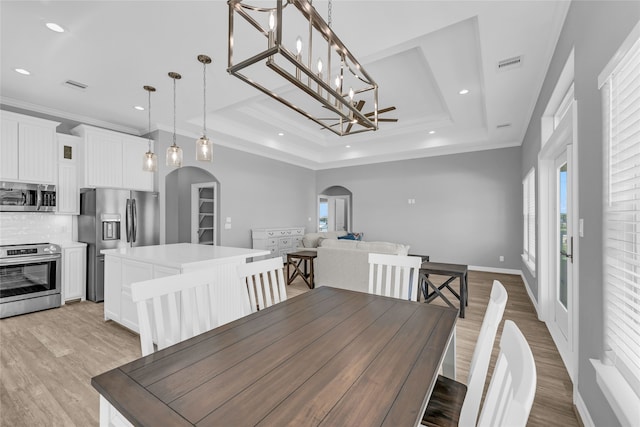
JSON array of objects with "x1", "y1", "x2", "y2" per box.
[
  {"x1": 172, "y1": 76, "x2": 177, "y2": 147},
  {"x1": 147, "y1": 89, "x2": 152, "y2": 152},
  {"x1": 203, "y1": 60, "x2": 207, "y2": 137}
]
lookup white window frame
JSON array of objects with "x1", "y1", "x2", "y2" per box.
[
  {"x1": 592, "y1": 20, "x2": 640, "y2": 427},
  {"x1": 522, "y1": 168, "x2": 536, "y2": 275}
]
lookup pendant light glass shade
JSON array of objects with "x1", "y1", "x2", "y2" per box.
[
  {"x1": 142, "y1": 85, "x2": 157, "y2": 172},
  {"x1": 166, "y1": 72, "x2": 182, "y2": 168},
  {"x1": 196, "y1": 54, "x2": 213, "y2": 162},
  {"x1": 143, "y1": 151, "x2": 158, "y2": 171},
  {"x1": 166, "y1": 144, "x2": 183, "y2": 167},
  {"x1": 196, "y1": 136, "x2": 212, "y2": 161}
]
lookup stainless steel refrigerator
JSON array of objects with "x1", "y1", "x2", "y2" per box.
[{"x1": 78, "y1": 188, "x2": 159, "y2": 302}]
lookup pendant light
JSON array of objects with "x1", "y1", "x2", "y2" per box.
[
  {"x1": 166, "y1": 71, "x2": 183, "y2": 168},
  {"x1": 196, "y1": 54, "x2": 213, "y2": 162},
  {"x1": 142, "y1": 85, "x2": 157, "y2": 172}
]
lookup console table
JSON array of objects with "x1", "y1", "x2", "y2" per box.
[
  {"x1": 286, "y1": 250, "x2": 317, "y2": 289},
  {"x1": 420, "y1": 261, "x2": 468, "y2": 318}
]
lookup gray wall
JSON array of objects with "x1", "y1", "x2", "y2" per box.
[
  {"x1": 154, "y1": 130, "x2": 317, "y2": 248},
  {"x1": 317, "y1": 146, "x2": 522, "y2": 270},
  {"x1": 520, "y1": 2, "x2": 640, "y2": 425}
]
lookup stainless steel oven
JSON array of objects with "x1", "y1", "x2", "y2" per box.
[{"x1": 0, "y1": 243, "x2": 61, "y2": 318}]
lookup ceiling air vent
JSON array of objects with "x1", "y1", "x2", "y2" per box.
[
  {"x1": 496, "y1": 123, "x2": 512, "y2": 129},
  {"x1": 496, "y1": 55, "x2": 522, "y2": 72},
  {"x1": 63, "y1": 79, "x2": 88, "y2": 90}
]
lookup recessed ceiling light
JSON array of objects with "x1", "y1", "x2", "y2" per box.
[
  {"x1": 15, "y1": 68, "x2": 30, "y2": 75},
  {"x1": 345, "y1": 145, "x2": 351, "y2": 148},
  {"x1": 428, "y1": 130, "x2": 436, "y2": 135},
  {"x1": 45, "y1": 22, "x2": 65, "y2": 33},
  {"x1": 459, "y1": 89, "x2": 470, "y2": 95},
  {"x1": 134, "y1": 106, "x2": 145, "y2": 111},
  {"x1": 278, "y1": 132, "x2": 284, "y2": 136}
]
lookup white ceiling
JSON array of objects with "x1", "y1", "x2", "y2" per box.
[{"x1": 0, "y1": 0, "x2": 570, "y2": 170}]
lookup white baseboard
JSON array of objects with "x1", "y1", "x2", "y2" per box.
[
  {"x1": 468, "y1": 265, "x2": 522, "y2": 275},
  {"x1": 519, "y1": 271, "x2": 540, "y2": 318},
  {"x1": 575, "y1": 389, "x2": 595, "y2": 427}
]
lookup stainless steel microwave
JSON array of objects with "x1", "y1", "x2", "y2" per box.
[{"x1": 0, "y1": 182, "x2": 56, "y2": 212}]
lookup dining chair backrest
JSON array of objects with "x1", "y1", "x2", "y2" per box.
[
  {"x1": 237, "y1": 257, "x2": 287, "y2": 313},
  {"x1": 131, "y1": 267, "x2": 251, "y2": 357},
  {"x1": 458, "y1": 279, "x2": 508, "y2": 426},
  {"x1": 368, "y1": 253, "x2": 422, "y2": 301},
  {"x1": 476, "y1": 320, "x2": 537, "y2": 427}
]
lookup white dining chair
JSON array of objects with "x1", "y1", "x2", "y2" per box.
[
  {"x1": 422, "y1": 279, "x2": 508, "y2": 427},
  {"x1": 477, "y1": 319, "x2": 537, "y2": 427},
  {"x1": 237, "y1": 257, "x2": 287, "y2": 313},
  {"x1": 131, "y1": 267, "x2": 251, "y2": 357},
  {"x1": 368, "y1": 253, "x2": 422, "y2": 301}
]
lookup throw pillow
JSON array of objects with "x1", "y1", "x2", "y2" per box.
[{"x1": 338, "y1": 234, "x2": 356, "y2": 240}]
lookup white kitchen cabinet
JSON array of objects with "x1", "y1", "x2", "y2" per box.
[
  {"x1": 104, "y1": 256, "x2": 122, "y2": 322},
  {"x1": 1, "y1": 116, "x2": 19, "y2": 180},
  {"x1": 120, "y1": 259, "x2": 154, "y2": 333},
  {"x1": 122, "y1": 136, "x2": 154, "y2": 191},
  {"x1": 1, "y1": 111, "x2": 59, "y2": 184},
  {"x1": 72, "y1": 124, "x2": 153, "y2": 191},
  {"x1": 252, "y1": 227, "x2": 305, "y2": 260},
  {"x1": 60, "y1": 242, "x2": 86, "y2": 303},
  {"x1": 57, "y1": 134, "x2": 80, "y2": 214}
]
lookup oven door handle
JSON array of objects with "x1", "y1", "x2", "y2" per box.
[{"x1": 0, "y1": 254, "x2": 61, "y2": 265}]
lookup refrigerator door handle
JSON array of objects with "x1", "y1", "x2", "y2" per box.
[
  {"x1": 125, "y1": 198, "x2": 132, "y2": 242},
  {"x1": 132, "y1": 198, "x2": 137, "y2": 243}
]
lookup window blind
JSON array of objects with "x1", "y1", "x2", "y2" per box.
[{"x1": 602, "y1": 33, "x2": 640, "y2": 395}]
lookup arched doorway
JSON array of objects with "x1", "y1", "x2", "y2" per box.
[
  {"x1": 165, "y1": 166, "x2": 219, "y2": 244},
  {"x1": 318, "y1": 186, "x2": 352, "y2": 232}
]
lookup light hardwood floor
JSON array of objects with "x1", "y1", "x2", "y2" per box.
[{"x1": 0, "y1": 271, "x2": 580, "y2": 426}]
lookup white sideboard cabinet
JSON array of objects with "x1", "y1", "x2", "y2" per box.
[
  {"x1": 0, "y1": 111, "x2": 59, "y2": 184},
  {"x1": 71, "y1": 124, "x2": 153, "y2": 191},
  {"x1": 252, "y1": 227, "x2": 305, "y2": 260}
]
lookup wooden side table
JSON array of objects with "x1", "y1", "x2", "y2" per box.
[
  {"x1": 419, "y1": 261, "x2": 468, "y2": 318},
  {"x1": 286, "y1": 250, "x2": 318, "y2": 289}
]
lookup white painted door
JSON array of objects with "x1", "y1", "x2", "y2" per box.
[
  {"x1": 554, "y1": 148, "x2": 572, "y2": 340},
  {"x1": 539, "y1": 101, "x2": 577, "y2": 380}
]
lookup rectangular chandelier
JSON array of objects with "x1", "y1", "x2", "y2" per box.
[{"x1": 227, "y1": 0, "x2": 379, "y2": 136}]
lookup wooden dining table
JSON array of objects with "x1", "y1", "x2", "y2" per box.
[{"x1": 92, "y1": 286, "x2": 458, "y2": 427}]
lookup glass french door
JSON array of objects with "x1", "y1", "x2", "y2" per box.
[{"x1": 555, "y1": 148, "x2": 572, "y2": 340}]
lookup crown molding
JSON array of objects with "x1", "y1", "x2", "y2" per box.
[{"x1": 0, "y1": 96, "x2": 142, "y2": 135}]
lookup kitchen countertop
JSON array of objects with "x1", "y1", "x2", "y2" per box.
[{"x1": 101, "y1": 243, "x2": 270, "y2": 269}]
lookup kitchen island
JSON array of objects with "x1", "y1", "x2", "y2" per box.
[{"x1": 101, "y1": 243, "x2": 269, "y2": 333}]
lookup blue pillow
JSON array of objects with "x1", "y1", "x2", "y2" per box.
[
  {"x1": 338, "y1": 232, "x2": 362, "y2": 241},
  {"x1": 338, "y1": 234, "x2": 356, "y2": 240}
]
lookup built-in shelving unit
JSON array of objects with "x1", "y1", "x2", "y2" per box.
[{"x1": 191, "y1": 182, "x2": 217, "y2": 245}]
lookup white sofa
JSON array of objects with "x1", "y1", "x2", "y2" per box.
[
  {"x1": 315, "y1": 239, "x2": 410, "y2": 293},
  {"x1": 298, "y1": 231, "x2": 348, "y2": 251}
]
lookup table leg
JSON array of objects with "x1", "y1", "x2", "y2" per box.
[
  {"x1": 459, "y1": 274, "x2": 465, "y2": 318},
  {"x1": 308, "y1": 258, "x2": 315, "y2": 289},
  {"x1": 286, "y1": 257, "x2": 291, "y2": 285},
  {"x1": 442, "y1": 328, "x2": 456, "y2": 380}
]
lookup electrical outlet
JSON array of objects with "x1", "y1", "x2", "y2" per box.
[{"x1": 499, "y1": 255, "x2": 504, "y2": 262}]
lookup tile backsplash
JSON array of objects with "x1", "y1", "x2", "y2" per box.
[{"x1": 0, "y1": 213, "x2": 74, "y2": 245}]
